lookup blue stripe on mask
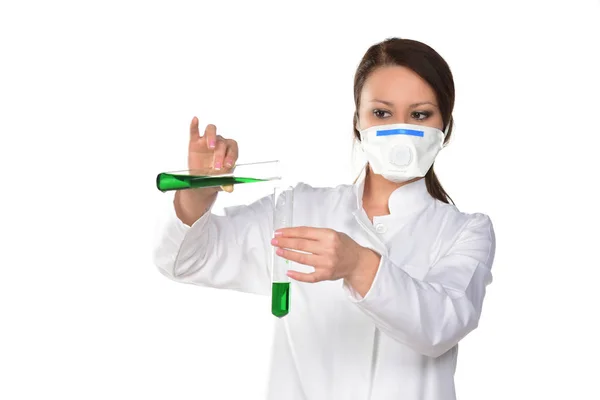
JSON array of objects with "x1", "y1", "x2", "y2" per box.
[{"x1": 376, "y1": 128, "x2": 424, "y2": 137}]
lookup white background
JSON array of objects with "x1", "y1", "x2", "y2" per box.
[{"x1": 1, "y1": 0, "x2": 599, "y2": 399}]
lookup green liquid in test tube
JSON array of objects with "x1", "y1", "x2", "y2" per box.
[
  {"x1": 271, "y1": 282, "x2": 290, "y2": 318},
  {"x1": 157, "y1": 175, "x2": 268, "y2": 191},
  {"x1": 271, "y1": 186, "x2": 293, "y2": 318},
  {"x1": 155, "y1": 160, "x2": 281, "y2": 192}
]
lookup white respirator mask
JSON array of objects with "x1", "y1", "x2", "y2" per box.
[{"x1": 358, "y1": 122, "x2": 448, "y2": 183}]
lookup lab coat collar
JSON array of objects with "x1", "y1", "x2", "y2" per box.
[{"x1": 352, "y1": 164, "x2": 434, "y2": 219}]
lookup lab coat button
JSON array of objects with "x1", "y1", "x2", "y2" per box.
[{"x1": 375, "y1": 223, "x2": 387, "y2": 233}]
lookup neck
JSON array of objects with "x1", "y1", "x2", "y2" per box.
[{"x1": 362, "y1": 166, "x2": 421, "y2": 209}]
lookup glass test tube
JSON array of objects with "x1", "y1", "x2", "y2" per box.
[
  {"x1": 156, "y1": 160, "x2": 281, "y2": 192},
  {"x1": 271, "y1": 185, "x2": 293, "y2": 318}
]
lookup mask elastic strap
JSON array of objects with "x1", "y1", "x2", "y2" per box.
[{"x1": 441, "y1": 118, "x2": 452, "y2": 148}]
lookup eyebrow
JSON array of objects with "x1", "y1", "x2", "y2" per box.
[{"x1": 369, "y1": 99, "x2": 439, "y2": 109}]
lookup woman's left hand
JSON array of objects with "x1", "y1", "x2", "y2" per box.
[{"x1": 271, "y1": 227, "x2": 373, "y2": 283}]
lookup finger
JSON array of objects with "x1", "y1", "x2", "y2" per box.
[
  {"x1": 286, "y1": 270, "x2": 326, "y2": 284},
  {"x1": 202, "y1": 124, "x2": 217, "y2": 150},
  {"x1": 189, "y1": 116, "x2": 200, "y2": 141},
  {"x1": 223, "y1": 140, "x2": 239, "y2": 169},
  {"x1": 220, "y1": 184, "x2": 234, "y2": 193},
  {"x1": 212, "y1": 138, "x2": 227, "y2": 170},
  {"x1": 275, "y1": 226, "x2": 337, "y2": 241},
  {"x1": 271, "y1": 237, "x2": 322, "y2": 255},
  {"x1": 276, "y1": 247, "x2": 322, "y2": 267}
]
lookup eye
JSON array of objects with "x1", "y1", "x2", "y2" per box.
[
  {"x1": 373, "y1": 109, "x2": 391, "y2": 119},
  {"x1": 411, "y1": 111, "x2": 432, "y2": 121}
]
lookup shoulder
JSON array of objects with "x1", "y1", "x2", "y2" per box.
[
  {"x1": 433, "y1": 200, "x2": 496, "y2": 266},
  {"x1": 433, "y1": 199, "x2": 494, "y2": 230}
]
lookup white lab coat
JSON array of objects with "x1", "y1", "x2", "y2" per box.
[{"x1": 153, "y1": 171, "x2": 496, "y2": 400}]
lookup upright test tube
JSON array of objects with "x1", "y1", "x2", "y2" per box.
[{"x1": 271, "y1": 185, "x2": 294, "y2": 318}]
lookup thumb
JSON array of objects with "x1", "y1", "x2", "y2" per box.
[{"x1": 220, "y1": 184, "x2": 234, "y2": 193}]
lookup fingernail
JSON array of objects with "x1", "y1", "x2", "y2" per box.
[
  {"x1": 209, "y1": 140, "x2": 216, "y2": 149},
  {"x1": 274, "y1": 231, "x2": 283, "y2": 236},
  {"x1": 214, "y1": 161, "x2": 222, "y2": 170},
  {"x1": 276, "y1": 248, "x2": 284, "y2": 256},
  {"x1": 225, "y1": 160, "x2": 233, "y2": 168},
  {"x1": 271, "y1": 238, "x2": 278, "y2": 245}
]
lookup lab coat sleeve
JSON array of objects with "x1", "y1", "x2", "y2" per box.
[
  {"x1": 343, "y1": 213, "x2": 496, "y2": 358},
  {"x1": 152, "y1": 191, "x2": 274, "y2": 296}
]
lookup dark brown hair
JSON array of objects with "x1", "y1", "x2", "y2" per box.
[{"x1": 353, "y1": 37, "x2": 455, "y2": 205}]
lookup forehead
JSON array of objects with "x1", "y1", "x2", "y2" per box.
[{"x1": 361, "y1": 65, "x2": 437, "y2": 104}]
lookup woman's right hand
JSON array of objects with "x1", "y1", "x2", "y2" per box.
[
  {"x1": 174, "y1": 117, "x2": 239, "y2": 226},
  {"x1": 188, "y1": 116, "x2": 239, "y2": 193}
]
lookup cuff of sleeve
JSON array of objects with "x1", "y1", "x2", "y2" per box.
[
  {"x1": 154, "y1": 192, "x2": 215, "y2": 277},
  {"x1": 342, "y1": 249, "x2": 387, "y2": 303},
  {"x1": 153, "y1": 193, "x2": 212, "y2": 277},
  {"x1": 165, "y1": 198, "x2": 213, "y2": 240},
  {"x1": 172, "y1": 204, "x2": 214, "y2": 264}
]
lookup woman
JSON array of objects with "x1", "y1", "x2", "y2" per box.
[{"x1": 154, "y1": 37, "x2": 496, "y2": 400}]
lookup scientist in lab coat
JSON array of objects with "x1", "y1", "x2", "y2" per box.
[{"x1": 153, "y1": 37, "x2": 496, "y2": 400}]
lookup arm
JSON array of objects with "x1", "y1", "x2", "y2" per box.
[
  {"x1": 343, "y1": 213, "x2": 496, "y2": 358},
  {"x1": 153, "y1": 190, "x2": 274, "y2": 296}
]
